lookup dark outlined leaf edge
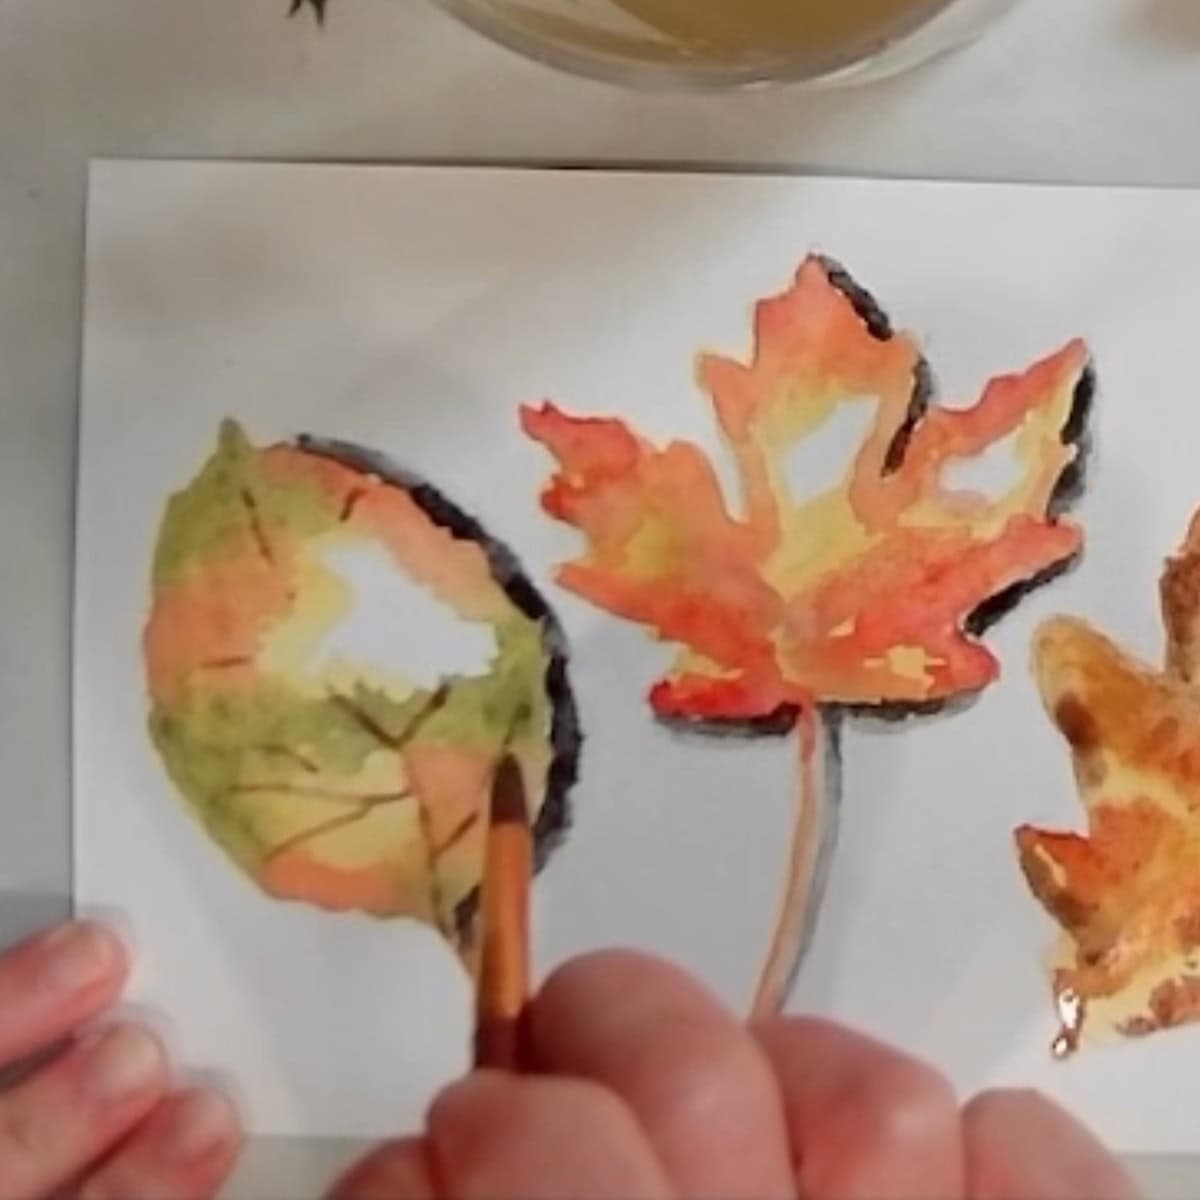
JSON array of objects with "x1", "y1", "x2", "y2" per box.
[{"x1": 289, "y1": 433, "x2": 583, "y2": 939}]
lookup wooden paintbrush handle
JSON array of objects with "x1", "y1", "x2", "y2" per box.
[{"x1": 474, "y1": 755, "x2": 533, "y2": 1071}]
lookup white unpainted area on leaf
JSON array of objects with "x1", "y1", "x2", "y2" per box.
[
  {"x1": 778, "y1": 397, "x2": 877, "y2": 505},
  {"x1": 940, "y1": 426, "x2": 1024, "y2": 502},
  {"x1": 304, "y1": 539, "x2": 497, "y2": 688}
]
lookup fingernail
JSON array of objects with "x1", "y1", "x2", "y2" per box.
[
  {"x1": 81, "y1": 1025, "x2": 164, "y2": 1101},
  {"x1": 41, "y1": 922, "x2": 118, "y2": 993},
  {"x1": 159, "y1": 1090, "x2": 239, "y2": 1162}
]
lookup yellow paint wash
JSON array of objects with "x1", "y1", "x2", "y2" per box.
[{"x1": 608, "y1": 0, "x2": 938, "y2": 56}]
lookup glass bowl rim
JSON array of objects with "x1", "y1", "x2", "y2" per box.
[{"x1": 430, "y1": 0, "x2": 963, "y2": 90}]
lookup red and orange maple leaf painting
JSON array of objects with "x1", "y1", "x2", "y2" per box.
[{"x1": 523, "y1": 256, "x2": 1094, "y2": 1014}]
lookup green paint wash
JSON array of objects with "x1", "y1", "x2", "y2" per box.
[{"x1": 152, "y1": 420, "x2": 338, "y2": 588}]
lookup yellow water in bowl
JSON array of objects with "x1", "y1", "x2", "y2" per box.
[
  {"x1": 501, "y1": 0, "x2": 943, "y2": 65},
  {"x1": 612, "y1": 0, "x2": 936, "y2": 55}
]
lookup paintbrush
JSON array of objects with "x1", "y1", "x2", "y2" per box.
[{"x1": 473, "y1": 753, "x2": 532, "y2": 1071}]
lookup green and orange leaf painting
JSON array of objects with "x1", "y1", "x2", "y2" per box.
[
  {"x1": 1018, "y1": 508, "x2": 1200, "y2": 1055},
  {"x1": 143, "y1": 421, "x2": 579, "y2": 960},
  {"x1": 522, "y1": 255, "x2": 1094, "y2": 1012}
]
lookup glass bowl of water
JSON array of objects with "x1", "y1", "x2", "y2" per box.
[{"x1": 432, "y1": 0, "x2": 1021, "y2": 89}]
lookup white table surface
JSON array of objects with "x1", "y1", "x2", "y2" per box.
[{"x1": 4, "y1": 0, "x2": 1200, "y2": 1193}]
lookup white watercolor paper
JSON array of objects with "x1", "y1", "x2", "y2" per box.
[{"x1": 75, "y1": 159, "x2": 1200, "y2": 1150}]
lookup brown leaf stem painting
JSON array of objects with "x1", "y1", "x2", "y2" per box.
[
  {"x1": 524, "y1": 255, "x2": 1094, "y2": 1014},
  {"x1": 143, "y1": 421, "x2": 580, "y2": 967},
  {"x1": 1018, "y1": 506, "x2": 1200, "y2": 1056}
]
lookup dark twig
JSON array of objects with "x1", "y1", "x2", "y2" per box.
[{"x1": 289, "y1": 0, "x2": 326, "y2": 24}]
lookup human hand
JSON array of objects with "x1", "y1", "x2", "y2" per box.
[
  {"x1": 0, "y1": 920, "x2": 241, "y2": 1200},
  {"x1": 333, "y1": 949, "x2": 1140, "y2": 1200}
]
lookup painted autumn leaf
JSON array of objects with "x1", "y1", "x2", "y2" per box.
[
  {"x1": 522, "y1": 255, "x2": 1093, "y2": 726},
  {"x1": 522, "y1": 255, "x2": 1093, "y2": 1013},
  {"x1": 1018, "y1": 508, "x2": 1200, "y2": 1054},
  {"x1": 143, "y1": 420, "x2": 579, "y2": 959}
]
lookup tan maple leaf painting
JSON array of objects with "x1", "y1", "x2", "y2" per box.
[
  {"x1": 524, "y1": 255, "x2": 1094, "y2": 1014},
  {"x1": 143, "y1": 421, "x2": 580, "y2": 965},
  {"x1": 1018, "y1": 508, "x2": 1200, "y2": 1056}
]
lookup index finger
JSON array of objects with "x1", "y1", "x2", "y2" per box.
[
  {"x1": 0, "y1": 922, "x2": 128, "y2": 1067},
  {"x1": 529, "y1": 950, "x2": 795, "y2": 1200}
]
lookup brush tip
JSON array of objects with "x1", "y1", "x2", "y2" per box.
[{"x1": 491, "y1": 755, "x2": 528, "y2": 827}]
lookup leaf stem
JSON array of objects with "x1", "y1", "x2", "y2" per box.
[
  {"x1": 262, "y1": 790, "x2": 411, "y2": 863},
  {"x1": 415, "y1": 785, "x2": 453, "y2": 942},
  {"x1": 225, "y1": 783, "x2": 409, "y2": 807},
  {"x1": 750, "y1": 709, "x2": 840, "y2": 1019}
]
